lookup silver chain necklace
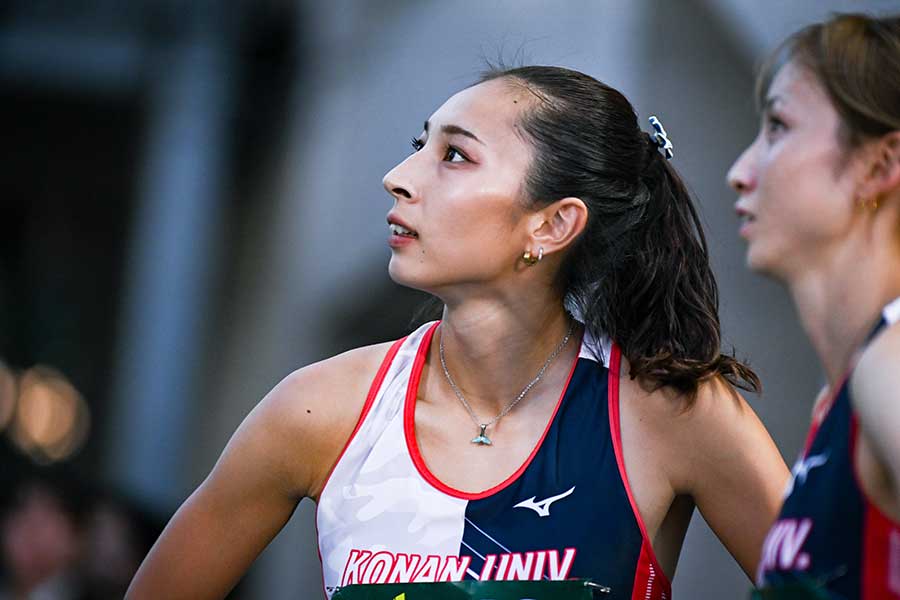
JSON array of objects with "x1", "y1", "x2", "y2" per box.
[{"x1": 438, "y1": 321, "x2": 576, "y2": 446}]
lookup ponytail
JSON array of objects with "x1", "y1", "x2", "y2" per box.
[
  {"x1": 481, "y1": 66, "x2": 760, "y2": 398},
  {"x1": 586, "y1": 137, "x2": 760, "y2": 396}
]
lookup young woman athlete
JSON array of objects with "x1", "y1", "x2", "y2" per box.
[
  {"x1": 128, "y1": 65, "x2": 788, "y2": 599},
  {"x1": 728, "y1": 13, "x2": 900, "y2": 598}
]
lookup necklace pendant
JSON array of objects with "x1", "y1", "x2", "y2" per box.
[{"x1": 471, "y1": 424, "x2": 492, "y2": 446}]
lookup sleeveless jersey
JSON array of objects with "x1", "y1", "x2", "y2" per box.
[
  {"x1": 316, "y1": 321, "x2": 671, "y2": 600},
  {"x1": 757, "y1": 297, "x2": 900, "y2": 598}
]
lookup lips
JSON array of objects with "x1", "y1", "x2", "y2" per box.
[
  {"x1": 389, "y1": 223, "x2": 418, "y2": 238},
  {"x1": 735, "y1": 204, "x2": 756, "y2": 223},
  {"x1": 386, "y1": 214, "x2": 418, "y2": 238},
  {"x1": 735, "y1": 204, "x2": 756, "y2": 238}
]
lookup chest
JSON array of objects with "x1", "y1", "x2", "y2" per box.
[
  {"x1": 316, "y1": 334, "x2": 667, "y2": 598},
  {"x1": 411, "y1": 393, "x2": 563, "y2": 494}
]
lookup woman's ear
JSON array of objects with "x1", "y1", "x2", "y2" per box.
[
  {"x1": 858, "y1": 131, "x2": 900, "y2": 203},
  {"x1": 529, "y1": 197, "x2": 589, "y2": 256}
]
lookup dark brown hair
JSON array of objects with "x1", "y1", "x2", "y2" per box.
[
  {"x1": 757, "y1": 12, "x2": 900, "y2": 149},
  {"x1": 479, "y1": 66, "x2": 759, "y2": 398}
]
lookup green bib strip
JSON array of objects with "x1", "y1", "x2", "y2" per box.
[{"x1": 332, "y1": 579, "x2": 611, "y2": 600}]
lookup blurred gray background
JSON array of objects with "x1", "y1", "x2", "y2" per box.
[{"x1": 1, "y1": 1, "x2": 897, "y2": 598}]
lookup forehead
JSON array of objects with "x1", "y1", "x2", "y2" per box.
[
  {"x1": 767, "y1": 60, "x2": 834, "y2": 114},
  {"x1": 428, "y1": 78, "x2": 531, "y2": 143}
]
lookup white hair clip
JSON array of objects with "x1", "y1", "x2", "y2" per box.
[{"x1": 649, "y1": 116, "x2": 674, "y2": 160}]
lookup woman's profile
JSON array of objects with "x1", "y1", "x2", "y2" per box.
[{"x1": 728, "y1": 12, "x2": 900, "y2": 598}]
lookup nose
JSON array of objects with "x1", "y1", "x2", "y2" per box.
[
  {"x1": 382, "y1": 157, "x2": 415, "y2": 202},
  {"x1": 727, "y1": 144, "x2": 756, "y2": 194}
]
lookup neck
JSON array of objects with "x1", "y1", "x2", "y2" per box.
[
  {"x1": 786, "y1": 224, "x2": 900, "y2": 386},
  {"x1": 435, "y1": 286, "x2": 578, "y2": 417}
]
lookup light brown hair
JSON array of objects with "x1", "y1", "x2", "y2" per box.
[{"x1": 757, "y1": 13, "x2": 900, "y2": 150}]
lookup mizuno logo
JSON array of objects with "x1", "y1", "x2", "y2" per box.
[
  {"x1": 784, "y1": 452, "x2": 829, "y2": 498},
  {"x1": 514, "y1": 486, "x2": 576, "y2": 517}
]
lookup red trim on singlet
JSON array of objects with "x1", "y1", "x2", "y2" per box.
[
  {"x1": 314, "y1": 336, "x2": 406, "y2": 600},
  {"x1": 606, "y1": 343, "x2": 672, "y2": 599},
  {"x1": 631, "y1": 542, "x2": 670, "y2": 600},
  {"x1": 802, "y1": 371, "x2": 851, "y2": 457},
  {"x1": 317, "y1": 336, "x2": 407, "y2": 496},
  {"x1": 863, "y1": 505, "x2": 900, "y2": 598},
  {"x1": 849, "y1": 416, "x2": 900, "y2": 599},
  {"x1": 403, "y1": 321, "x2": 581, "y2": 501},
  {"x1": 805, "y1": 311, "x2": 896, "y2": 456}
]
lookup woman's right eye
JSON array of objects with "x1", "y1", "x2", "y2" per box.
[{"x1": 410, "y1": 137, "x2": 424, "y2": 152}]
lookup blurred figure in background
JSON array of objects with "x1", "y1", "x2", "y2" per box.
[
  {"x1": 0, "y1": 471, "x2": 162, "y2": 600},
  {"x1": 77, "y1": 490, "x2": 161, "y2": 600},
  {"x1": 0, "y1": 476, "x2": 85, "y2": 600},
  {"x1": 728, "y1": 12, "x2": 900, "y2": 598}
]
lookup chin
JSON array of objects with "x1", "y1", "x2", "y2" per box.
[
  {"x1": 387, "y1": 258, "x2": 409, "y2": 285},
  {"x1": 387, "y1": 258, "x2": 430, "y2": 292},
  {"x1": 745, "y1": 246, "x2": 788, "y2": 283}
]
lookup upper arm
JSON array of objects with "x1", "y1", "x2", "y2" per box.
[
  {"x1": 672, "y1": 379, "x2": 789, "y2": 580},
  {"x1": 851, "y1": 323, "x2": 900, "y2": 499},
  {"x1": 126, "y1": 343, "x2": 392, "y2": 600},
  {"x1": 127, "y1": 385, "x2": 306, "y2": 600}
]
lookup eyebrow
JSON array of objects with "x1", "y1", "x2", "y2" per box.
[
  {"x1": 762, "y1": 95, "x2": 783, "y2": 114},
  {"x1": 424, "y1": 120, "x2": 484, "y2": 145}
]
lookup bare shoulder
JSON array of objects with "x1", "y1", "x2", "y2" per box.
[
  {"x1": 621, "y1": 372, "x2": 759, "y2": 446},
  {"x1": 852, "y1": 319, "x2": 900, "y2": 396},
  {"x1": 850, "y1": 320, "x2": 900, "y2": 492},
  {"x1": 264, "y1": 341, "x2": 396, "y2": 426},
  {"x1": 621, "y1": 369, "x2": 782, "y2": 491},
  {"x1": 673, "y1": 377, "x2": 759, "y2": 434},
  {"x1": 673, "y1": 378, "x2": 778, "y2": 470},
  {"x1": 617, "y1": 364, "x2": 787, "y2": 578},
  {"x1": 851, "y1": 320, "x2": 900, "y2": 426},
  {"x1": 247, "y1": 340, "x2": 398, "y2": 500}
]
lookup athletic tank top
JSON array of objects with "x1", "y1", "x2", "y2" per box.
[
  {"x1": 316, "y1": 321, "x2": 671, "y2": 599},
  {"x1": 757, "y1": 297, "x2": 900, "y2": 598}
]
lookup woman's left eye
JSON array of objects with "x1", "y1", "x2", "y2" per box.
[
  {"x1": 763, "y1": 114, "x2": 788, "y2": 140},
  {"x1": 444, "y1": 146, "x2": 467, "y2": 163}
]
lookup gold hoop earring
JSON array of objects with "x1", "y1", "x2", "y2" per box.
[
  {"x1": 858, "y1": 195, "x2": 879, "y2": 212},
  {"x1": 522, "y1": 247, "x2": 543, "y2": 266}
]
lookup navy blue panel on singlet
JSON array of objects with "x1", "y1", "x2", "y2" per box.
[
  {"x1": 458, "y1": 357, "x2": 644, "y2": 597},
  {"x1": 760, "y1": 371, "x2": 863, "y2": 594},
  {"x1": 758, "y1": 316, "x2": 897, "y2": 598}
]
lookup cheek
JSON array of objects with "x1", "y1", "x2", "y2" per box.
[
  {"x1": 753, "y1": 153, "x2": 855, "y2": 271},
  {"x1": 762, "y1": 188, "x2": 841, "y2": 250},
  {"x1": 388, "y1": 192, "x2": 520, "y2": 282},
  {"x1": 437, "y1": 186, "x2": 521, "y2": 242},
  {"x1": 760, "y1": 139, "x2": 848, "y2": 221}
]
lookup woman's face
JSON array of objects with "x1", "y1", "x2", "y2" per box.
[
  {"x1": 383, "y1": 78, "x2": 538, "y2": 296},
  {"x1": 727, "y1": 60, "x2": 866, "y2": 281}
]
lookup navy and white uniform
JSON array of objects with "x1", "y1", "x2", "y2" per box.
[
  {"x1": 316, "y1": 321, "x2": 671, "y2": 600},
  {"x1": 757, "y1": 297, "x2": 900, "y2": 598}
]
